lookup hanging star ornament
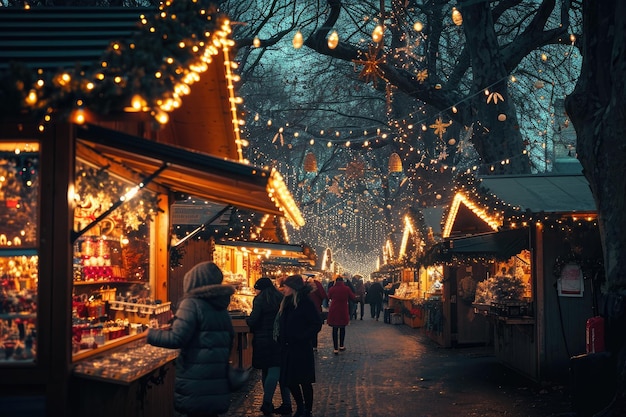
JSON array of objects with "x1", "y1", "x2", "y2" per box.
[
  {"x1": 352, "y1": 45, "x2": 386, "y2": 87},
  {"x1": 486, "y1": 90, "x2": 504, "y2": 104},
  {"x1": 429, "y1": 117, "x2": 453, "y2": 140},
  {"x1": 416, "y1": 69, "x2": 428, "y2": 83}
]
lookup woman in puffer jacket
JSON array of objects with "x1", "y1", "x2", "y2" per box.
[{"x1": 147, "y1": 261, "x2": 235, "y2": 417}]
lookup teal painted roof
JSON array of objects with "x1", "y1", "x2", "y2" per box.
[{"x1": 0, "y1": 7, "x2": 148, "y2": 71}]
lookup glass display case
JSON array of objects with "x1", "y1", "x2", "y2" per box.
[{"x1": 0, "y1": 142, "x2": 39, "y2": 363}]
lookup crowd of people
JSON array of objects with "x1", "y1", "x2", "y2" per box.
[{"x1": 147, "y1": 261, "x2": 392, "y2": 417}]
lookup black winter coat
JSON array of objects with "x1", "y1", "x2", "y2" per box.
[
  {"x1": 277, "y1": 288, "x2": 323, "y2": 386},
  {"x1": 147, "y1": 277, "x2": 234, "y2": 415},
  {"x1": 246, "y1": 287, "x2": 283, "y2": 369}
]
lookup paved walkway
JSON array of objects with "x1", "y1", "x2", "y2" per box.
[{"x1": 228, "y1": 315, "x2": 575, "y2": 417}]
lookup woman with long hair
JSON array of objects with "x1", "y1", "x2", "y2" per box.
[
  {"x1": 246, "y1": 277, "x2": 292, "y2": 415},
  {"x1": 275, "y1": 274, "x2": 323, "y2": 417}
]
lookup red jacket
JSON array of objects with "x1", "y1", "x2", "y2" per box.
[{"x1": 327, "y1": 280, "x2": 356, "y2": 327}]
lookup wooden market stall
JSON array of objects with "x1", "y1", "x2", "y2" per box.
[
  {"x1": 424, "y1": 172, "x2": 602, "y2": 382},
  {"x1": 0, "y1": 6, "x2": 304, "y2": 417}
]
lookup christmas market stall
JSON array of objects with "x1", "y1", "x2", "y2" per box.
[
  {"x1": 424, "y1": 172, "x2": 601, "y2": 382},
  {"x1": 380, "y1": 208, "x2": 443, "y2": 328},
  {"x1": 0, "y1": 5, "x2": 304, "y2": 417}
]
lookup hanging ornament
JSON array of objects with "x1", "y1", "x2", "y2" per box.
[
  {"x1": 486, "y1": 90, "x2": 504, "y2": 104},
  {"x1": 253, "y1": 37, "x2": 261, "y2": 48},
  {"x1": 272, "y1": 127, "x2": 284, "y2": 146},
  {"x1": 352, "y1": 45, "x2": 386, "y2": 86},
  {"x1": 452, "y1": 7, "x2": 463, "y2": 26},
  {"x1": 416, "y1": 69, "x2": 428, "y2": 83},
  {"x1": 327, "y1": 31, "x2": 339, "y2": 49},
  {"x1": 293, "y1": 31, "x2": 303, "y2": 49},
  {"x1": 372, "y1": 25, "x2": 384, "y2": 43},
  {"x1": 429, "y1": 117, "x2": 453, "y2": 140},
  {"x1": 343, "y1": 160, "x2": 365, "y2": 180},
  {"x1": 304, "y1": 152, "x2": 318, "y2": 173},
  {"x1": 413, "y1": 21, "x2": 423, "y2": 32},
  {"x1": 388, "y1": 153, "x2": 403, "y2": 173}
]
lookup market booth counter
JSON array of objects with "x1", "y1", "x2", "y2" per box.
[
  {"x1": 71, "y1": 337, "x2": 178, "y2": 417},
  {"x1": 387, "y1": 283, "x2": 425, "y2": 328}
]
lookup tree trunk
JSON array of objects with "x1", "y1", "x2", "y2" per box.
[
  {"x1": 460, "y1": 0, "x2": 530, "y2": 175},
  {"x1": 565, "y1": 0, "x2": 626, "y2": 415}
]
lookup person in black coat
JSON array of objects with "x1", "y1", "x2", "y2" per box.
[
  {"x1": 147, "y1": 261, "x2": 234, "y2": 417},
  {"x1": 367, "y1": 278, "x2": 385, "y2": 321},
  {"x1": 246, "y1": 277, "x2": 292, "y2": 416},
  {"x1": 276, "y1": 274, "x2": 323, "y2": 417}
]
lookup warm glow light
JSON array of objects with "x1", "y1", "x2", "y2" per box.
[
  {"x1": 372, "y1": 25, "x2": 384, "y2": 43},
  {"x1": 443, "y1": 192, "x2": 500, "y2": 238},
  {"x1": 293, "y1": 31, "x2": 303, "y2": 49},
  {"x1": 327, "y1": 31, "x2": 339, "y2": 49},
  {"x1": 452, "y1": 7, "x2": 463, "y2": 26}
]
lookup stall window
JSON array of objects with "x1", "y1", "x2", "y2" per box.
[
  {"x1": 0, "y1": 142, "x2": 39, "y2": 362},
  {"x1": 71, "y1": 160, "x2": 163, "y2": 356}
]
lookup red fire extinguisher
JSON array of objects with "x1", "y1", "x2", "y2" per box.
[
  {"x1": 585, "y1": 270, "x2": 605, "y2": 354},
  {"x1": 586, "y1": 316, "x2": 605, "y2": 353}
]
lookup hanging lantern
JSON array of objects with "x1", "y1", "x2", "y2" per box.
[
  {"x1": 372, "y1": 25, "x2": 384, "y2": 43},
  {"x1": 293, "y1": 31, "x2": 303, "y2": 49},
  {"x1": 304, "y1": 152, "x2": 318, "y2": 172},
  {"x1": 327, "y1": 31, "x2": 339, "y2": 49},
  {"x1": 388, "y1": 152, "x2": 403, "y2": 173},
  {"x1": 452, "y1": 7, "x2": 463, "y2": 26}
]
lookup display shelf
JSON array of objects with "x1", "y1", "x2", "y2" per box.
[
  {"x1": 0, "y1": 248, "x2": 38, "y2": 256},
  {"x1": 74, "y1": 280, "x2": 146, "y2": 286},
  {"x1": 0, "y1": 313, "x2": 36, "y2": 320},
  {"x1": 73, "y1": 338, "x2": 178, "y2": 385}
]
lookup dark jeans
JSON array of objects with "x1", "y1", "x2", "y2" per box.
[
  {"x1": 331, "y1": 326, "x2": 346, "y2": 349},
  {"x1": 370, "y1": 301, "x2": 383, "y2": 319}
]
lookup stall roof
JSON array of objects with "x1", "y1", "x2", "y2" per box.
[
  {"x1": 442, "y1": 173, "x2": 597, "y2": 238},
  {"x1": 478, "y1": 174, "x2": 596, "y2": 213},
  {"x1": 76, "y1": 123, "x2": 305, "y2": 228},
  {"x1": 424, "y1": 228, "x2": 530, "y2": 264},
  {"x1": 0, "y1": 6, "x2": 243, "y2": 160}
]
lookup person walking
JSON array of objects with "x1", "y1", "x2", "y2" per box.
[
  {"x1": 343, "y1": 273, "x2": 357, "y2": 320},
  {"x1": 276, "y1": 274, "x2": 323, "y2": 417},
  {"x1": 306, "y1": 275, "x2": 328, "y2": 351},
  {"x1": 352, "y1": 275, "x2": 366, "y2": 320},
  {"x1": 246, "y1": 277, "x2": 292, "y2": 416},
  {"x1": 367, "y1": 278, "x2": 385, "y2": 321},
  {"x1": 146, "y1": 261, "x2": 234, "y2": 417},
  {"x1": 326, "y1": 275, "x2": 356, "y2": 354}
]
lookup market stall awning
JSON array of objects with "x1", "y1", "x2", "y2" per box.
[
  {"x1": 216, "y1": 240, "x2": 316, "y2": 266},
  {"x1": 447, "y1": 228, "x2": 529, "y2": 257},
  {"x1": 424, "y1": 228, "x2": 530, "y2": 265},
  {"x1": 75, "y1": 123, "x2": 304, "y2": 227}
]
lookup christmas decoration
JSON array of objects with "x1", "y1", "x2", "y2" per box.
[
  {"x1": 352, "y1": 45, "x2": 386, "y2": 87},
  {"x1": 429, "y1": 117, "x2": 453, "y2": 140}
]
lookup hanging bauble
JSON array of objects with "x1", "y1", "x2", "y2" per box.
[
  {"x1": 327, "y1": 31, "x2": 339, "y2": 49},
  {"x1": 293, "y1": 31, "x2": 303, "y2": 49},
  {"x1": 388, "y1": 152, "x2": 403, "y2": 172},
  {"x1": 304, "y1": 152, "x2": 318, "y2": 172},
  {"x1": 452, "y1": 7, "x2": 463, "y2": 26},
  {"x1": 345, "y1": 160, "x2": 365, "y2": 180}
]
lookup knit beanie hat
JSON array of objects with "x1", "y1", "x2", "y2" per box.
[
  {"x1": 283, "y1": 274, "x2": 304, "y2": 291},
  {"x1": 183, "y1": 261, "x2": 223, "y2": 293},
  {"x1": 254, "y1": 277, "x2": 273, "y2": 291}
]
